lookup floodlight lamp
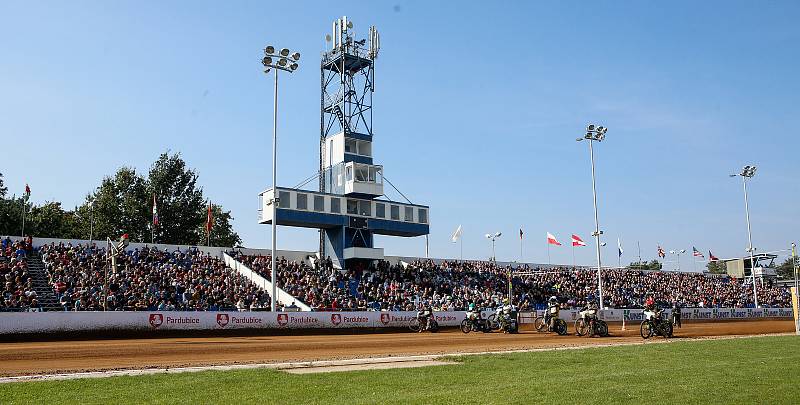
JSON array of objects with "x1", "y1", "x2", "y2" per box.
[
  {"x1": 485, "y1": 234, "x2": 492, "y2": 239},
  {"x1": 280, "y1": 48, "x2": 290, "y2": 57},
  {"x1": 596, "y1": 133, "x2": 605, "y2": 142},
  {"x1": 262, "y1": 56, "x2": 272, "y2": 66},
  {"x1": 278, "y1": 58, "x2": 288, "y2": 67},
  {"x1": 670, "y1": 250, "x2": 676, "y2": 254},
  {"x1": 291, "y1": 52, "x2": 300, "y2": 61},
  {"x1": 495, "y1": 232, "x2": 502, "y2": 237},
  {"x1": 680, "y1": 249, "x2": 686, "y2": 254},
  {"x1": 264, "y1": 46, "x2": 275, "y2": 55},
  {"x1": 596, "y1": 126, "x2": 604, "y2": 133},
  {"x1": 289, "y1": 63, "x2": 298, "y2": 71},
  {"x1": 576, "y1": 137, "x2": 584, "y2": 142},
  {"x1": 587, "y1": 124, "x2": 596, "y2": 132},
  {"x1": 347, "y1": 21, "x2": 353, "y2": 29}
]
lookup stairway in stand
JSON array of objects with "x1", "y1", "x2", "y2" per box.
[{"x1": 25, "y1": 253, "x2": 61, "y2": 311}]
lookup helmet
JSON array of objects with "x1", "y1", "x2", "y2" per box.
[
  {"x1": 469, "y1": 303, "x2": 476, "y2": 311},
  {"x1": 549, "y1": 296, "x2": 557, "y2": 303}
]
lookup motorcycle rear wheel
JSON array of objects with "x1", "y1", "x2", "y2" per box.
[{"x1": 460, "y1": 319, "x2": 471, "y2": 334}]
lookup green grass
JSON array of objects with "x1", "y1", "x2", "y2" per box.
[{"x1": 2, "y1": 336, "x2": 799, "y2": 404}]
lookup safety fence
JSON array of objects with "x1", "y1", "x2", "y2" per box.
[{"x1": 0, "y1": 307, "x2": 791, "y2": 335}]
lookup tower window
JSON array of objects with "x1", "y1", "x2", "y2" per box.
[{"x1": 330, "y1": 197, "x2": 341, "y2": 213}]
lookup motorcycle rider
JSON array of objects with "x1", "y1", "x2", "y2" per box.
[
  {"x1": 499, "y1": 299, "x2": 516, "y2": 333},
  {"x1": 546, "y1": 296, "x2": 560, "y2": 332},
  {"x1": 417, "y1": 303, "x2": 434, "y2": 332},
  {"x1": 643, "y1": 295, "x2": 661, "y2": 326}
]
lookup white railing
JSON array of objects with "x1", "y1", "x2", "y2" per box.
[{"x1": 223, "y1": 253, "x2": 312, "y2": 312}]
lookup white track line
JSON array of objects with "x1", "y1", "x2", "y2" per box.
[{"x1": 0, "y1": 332, "x2": 792, "y2": 383}]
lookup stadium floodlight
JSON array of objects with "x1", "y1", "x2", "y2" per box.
[
  {"x1": 487, "y1": 232, "x2": 502, "y2": 262},
  {"x1": 731, "y1": 164, "x2": 759, "y2": 307},
  {"x1": 576, "y1": 123, "x2": 609, "y2": 308},
  {"x1": 262, "y1": 43, "x2": 301, "y2": 312},
  {"x1": 670, "y1": 249, "x2": 686, "y2": 271}
]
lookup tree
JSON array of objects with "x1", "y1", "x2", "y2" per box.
[
  {"x1": 707, "y1": 260, "x2": 727, "y2": 275},
  {"x1": 148, "y1": 152, "x2": 206, "y2": 245},
  {"x1": 0, "y1": 195, "x2": 23, "y2": 236},
  {"x1": 776, "y1": 257, "x2": 797, "y2": 279},
  {"x1": 200, "y1": 204, "x2": 242, "y2": 247},
  {"x1": 84, "y1": 167, "x2": 150, "y2": 242},
  {"x1": 0, "y1": 172, "x2": 7, "y2": 198},
  {"x1": 26, "y1": 202, "x2": 79, "y2": 239},
  {"x1": 629, "y1": 260, "x2": 663, "y2": 270}
]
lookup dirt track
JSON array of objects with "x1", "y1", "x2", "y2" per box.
[{"x1": 0, "y1": 320, "x2": 792, "y2": 377}]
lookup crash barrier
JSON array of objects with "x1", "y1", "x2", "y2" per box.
[
  {"x1": 519, "y1": 307, "x2": 794, "y2": 323},
  {"x1": 0, "y1": 311, "x2": 468, "y2": 334},
  {"x1": 0, "y1": 308, "x2": 791, "y2": 335}
]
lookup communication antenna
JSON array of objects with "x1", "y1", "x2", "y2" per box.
[{"x1": 368, "y1": 25, "x2": 380, "y2": 59}]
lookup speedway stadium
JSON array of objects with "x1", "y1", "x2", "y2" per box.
[{"x1": 2, "y1": 8, "x2": 800, "y2": 405}]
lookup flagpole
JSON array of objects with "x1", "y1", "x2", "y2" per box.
[
  {"x1": 547, "y1": 243, "x2": 551, "y2": 266},
  {"x1": 460, "y1": 238, "x2": 463, "y2": 263},
  {"x1": 572, "y1": 244, "x2": 575, "y2": 268},
  {"x1": 20, "y1": 199, "x2": 25, "y2": 238}
]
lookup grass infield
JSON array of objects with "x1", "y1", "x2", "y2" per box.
[{"x1": 2, "y1": 335, "x2": 798, "y2": 404}]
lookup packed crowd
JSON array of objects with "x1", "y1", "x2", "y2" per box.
[
  {"x1": 41, "y1": 243, "x2": 271, "y2": 311},
  {"x1": 233, "y1": 254, "x2": 792, "y2": 311},
  {"x1": 1, "y1": 238, "x2": 40, "y2": 311}
]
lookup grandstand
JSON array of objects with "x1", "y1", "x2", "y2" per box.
[{"x1": 2, "y1": 235, "x2": 791, "y2": 313}]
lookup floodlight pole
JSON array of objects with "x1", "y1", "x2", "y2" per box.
[
  {"x1": 588, "y1": 139, "x2": 604, "y2": 310},
  {"x1": 270, "y1": 66, "x2": 279, "y2": 312},
  {"x1": 792, "y1": 242, "x2": 798, "y2": 335},
  {"x1": 741, "y1": 175, "x2": 758, "y2": 308}
]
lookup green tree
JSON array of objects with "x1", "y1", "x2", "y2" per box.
[
  {"x1": 26, "y1": 202, "x2": 79, "y2": 239},
  {"x1": 776, "y1": 257, "x2": 797, "y2": 279},
  {"x1": 707, "y1": 260, "x2": 727, "y2": 275},
  {"x1": 200, "y1": 204, "x2": 242, "y2": 247},
  {"x1": 629, "y1": 260, "x2": 663, "y2": 270},
  {"x1": 0, "y1": 172, "x2": 7, "y2": 198},
  {"x1": 148, "y1": 152, "x2": 206, "y2": 245},
  {"x1": 85, "y1": 167, "x2": 150, "y2": 242},
  {"x1": 0, "y1": 196, "x2": 23, "y2": 236}
]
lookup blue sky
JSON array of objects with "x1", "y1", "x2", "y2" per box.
[{"x1": 1, "y1": 1, "x2": 798, "y2": 269}]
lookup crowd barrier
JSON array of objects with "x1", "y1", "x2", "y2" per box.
[
  {"x1": 0, "y1": 308, "x2": 791, "y2": 335},
  {"x1": 520, "y1": 307, "x2": 794, "y2": 323}
]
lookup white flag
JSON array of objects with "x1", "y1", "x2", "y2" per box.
[
  {"x1": 617, "y1": 238, "x2": 623, "y2": 257},
  {"x1": 451, "y1": 225, "x2": 463, "y2": 243}
]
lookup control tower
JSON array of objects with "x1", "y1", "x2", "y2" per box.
[{"x1": 259, "y1": 17, "x2": 430, "y2": 269}]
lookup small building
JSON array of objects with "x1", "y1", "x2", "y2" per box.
[{"x1": 722, "y1": 253, "x2": 778, "y2": 280}]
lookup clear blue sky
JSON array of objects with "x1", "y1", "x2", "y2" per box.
[{"x1": 1, "y1": 1, "x2": 798, "y2": 270}]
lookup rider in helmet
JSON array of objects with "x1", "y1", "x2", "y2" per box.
[
  {"x1": 418, "y1": 303, "x2": 433, "y2": 332},
  {"x1": 547, "y1": 296, "x2": 560, "y2": 332}
]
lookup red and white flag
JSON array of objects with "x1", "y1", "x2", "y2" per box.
[
  {"x1": 547, "y1": 232, "x2": 561, "y2": 246},
  {"x1": 571, "y1": 234, "x2": 586, "y2": 247},
  {"x1": 206, "y1": 201, "x2": 213, "y2": 235}
]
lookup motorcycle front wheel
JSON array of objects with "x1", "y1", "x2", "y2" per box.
[
  {"x1": 534, "y1": 316, "x2": 547, "y2": 332},
  {"x1": 409, "y1": 318, "x2": 421, "y2": 332},
  {"x1": 640, "y1": 321, "x2": 653, "y2": 339},
  {"x1": 574, "y1": 318, "x2": 587, "y2": 336}
]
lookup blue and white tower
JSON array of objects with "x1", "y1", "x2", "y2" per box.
[{"x1": 259, "y1": 17, "x2": 430, "y2": 269}]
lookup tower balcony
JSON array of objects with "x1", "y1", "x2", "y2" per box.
[{"x1": 343, "y1": 162, "x2": 383, "y2": 197}]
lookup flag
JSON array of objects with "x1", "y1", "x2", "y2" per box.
[
  {"x1": 692, "y1": 247, "x2": 705, "y2": 258},
  {"x1": 450, "y1": 225, "x2": 462, "y2": 243},
  {"x1": 571, "y1": 234, "x2": 586, "y2": 247},
  {"x1": 618, "y1": 238, "x2": 624, "y2": 257},
  {"x1": 24, "y1": 184, "x2": 30, "y2": 200},
  {"x1": 657, "y1": 245, "x2": 666, "y2": 258},
  {"x1": 152, "y1": 194, "x2": 159, "y2": 226},
  {"x1": 709, "y1": 251, "x2": 719, "y2": 261},
  {"x1": 519, "y1": 228, "x2": 524, "y2": 240},
  {"x1": 206, "y1": 201, "x2": 213, "y2": 235},
  {"x1": 547, "y1": 232, "x2": 561, "y2": 246}
]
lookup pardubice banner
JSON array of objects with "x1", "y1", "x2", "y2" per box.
[
  {"x1": 521, "y1": 307, "x2": 793, "y2": 323},
  {"x1": 0, "y1": 308, "x2": 791, "y2": 335}
]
